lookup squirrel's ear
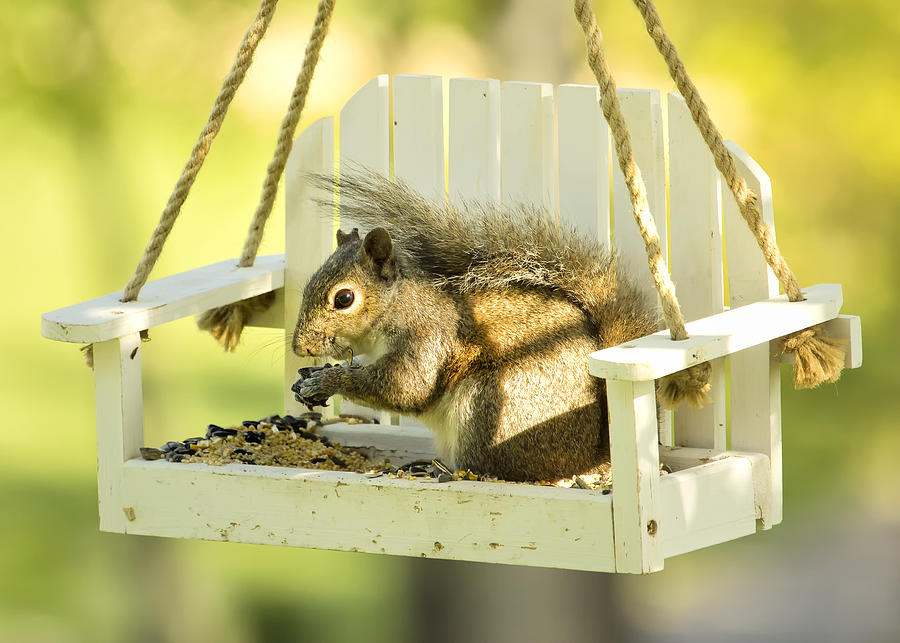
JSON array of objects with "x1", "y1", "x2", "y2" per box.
[
  {"x1": 336, "y1": 228, "x2": 360, "y2": 247},
  {"x1": 362, "y1": 227, "x2": 396, "y2": 280}
]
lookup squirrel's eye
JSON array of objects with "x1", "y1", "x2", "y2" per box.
[{"x1": 333, "y1": 288, "x2": 355, "y2": 310}]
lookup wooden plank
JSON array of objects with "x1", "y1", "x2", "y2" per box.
[
  {"x1": 500, "y1": 81, "x2": 555, "y2": 208},
  {"x1": 722, "y1": 140, "x2": 782, "y2": 527},
  {"x1": 657, "y1": 456, "x2": 758, "y2": 559},
  {"x1": 393, "y1": 75, "x2": 444, "y2": 199},
  {"x1": 448, "y1": 77, "x2": 501, "y2": 205},
  {"x1": 611, "y1": 89, "x2": 667, "y2": 306},
  {"x1": 667, "y1": 92, "x2": 726, "y2": 450},
  {"x1": 42, "y1": 255, "x2": 285, "y2": 344},
  {"x1": 283, "y1": 117, "x2": 336, "y2": 417},
  {"x1": 338, "y1": 75, "x2": 392, "y2": 423},
  {"x1": 94, "y1": 334, "x2": 143, "y2": 533},
  {"x1": 589, "y1": 283, "x2": 843, "y2": 381},
  {"x1": 608, "y1": 379, "x2": 663, "y2": 573},
  {"x1": 119, "y1": 459, "x2": 617, "y2": 572},
  {"x1": 339, "y1": 74, "x2": 390, "y2": 180},
  {"x1": 558, "y1": 83, "x2": 610, "y2": 247},
  {"x1": 319, "y1": 422, "x2": 436, "y2": 464}
]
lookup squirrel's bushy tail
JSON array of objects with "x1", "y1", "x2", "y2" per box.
[{"x1": 316, "y1": 172, "x2": 659, "y2": 348}]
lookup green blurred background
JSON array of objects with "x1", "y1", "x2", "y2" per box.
[{"x1": 3, "y1": 0, "x2": 898, "y2": 641}]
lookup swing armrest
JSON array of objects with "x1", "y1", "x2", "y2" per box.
[
  {"x1": 589, "y1": 283, "x2": 855, "y2": 381},
  {"x1": 41, "y1": 255, "x2": 286, "y2": 344}
]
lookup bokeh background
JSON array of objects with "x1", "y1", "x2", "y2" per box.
[{"x1": 3, "y1": 0, "x2": 898, "y2": 641}]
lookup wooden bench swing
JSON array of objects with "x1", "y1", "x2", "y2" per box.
[{"x1": 41, "y1": 0, "x2": 862, "y2": 573}]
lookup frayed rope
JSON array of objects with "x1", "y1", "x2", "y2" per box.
[
  {"x1": 658, "y1": 361, "x2": 712, "y2": 410},
  {"x1": 196, "y1": 291, "x2": 277, "y2": 352},
  {"x1": 780, "y1": 324, "x2": 846, "y2": 389}
]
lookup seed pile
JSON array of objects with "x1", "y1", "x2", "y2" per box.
[
  {"x1": 140, "y1": 413, "x2": 646, "y2": 491},
  {"x1": 139, "y1": 413, "x2": 382, "y2": 472}
]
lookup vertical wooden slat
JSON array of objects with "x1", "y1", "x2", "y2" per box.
[
  {"x1": 667, "y1": 92, "x2": 726, "y2": 450},
  {"x1": 611, "y1": 89, "x2": 667, "y2": 307},
  {"x1": 608, "y1": 378, "x2": 663, "y2": 573},
  {"x1": 558, "y1": 83, "x2": 610, "y2": 247},
  {"x1": 338, "y1": 74, "x2": 392, "y2": 423},
  {"x1": 283, "y1": 117, "x2": 335, "y2": 417},
  {"x1": 500, "y1": 81, "x2": 555, "y2": 208},
  {"x1": 722, "y1": 140, "x2": 781, "y2": 527},
  {"x1": 393, "y1": 75, "x2": 445, "y2": 199},
  {"x1": 94, "y1": 333, "x2": 143, "y2": 533},
  {"x1": 448, "y1": 77, "x2": 501, "y2": 205},
  {"x1": 392, "y1": 75, "x2": 446, "y2": 429}
]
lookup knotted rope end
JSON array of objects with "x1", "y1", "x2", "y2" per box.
[
  {"x1": 197, "y1": 291, "x2": 276, "y2": 352},
  {"x1": 781, "y1": 324, "x2": 846, "y2": 389},
  {"x1": 658, "y1": 361, "x2": 712, "y2": 410}
]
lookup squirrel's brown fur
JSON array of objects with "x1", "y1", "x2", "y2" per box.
[{"x1": 292, "y1": 173, "x2": 659, "y2": 481}]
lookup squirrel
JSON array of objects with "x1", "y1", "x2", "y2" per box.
[{"x1": 291, "y1": 173, "x2": 660, "y2": 482}]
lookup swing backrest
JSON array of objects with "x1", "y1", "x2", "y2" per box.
[{"x1": 283, "y1": 75, "x2": 780, "y2": 500}]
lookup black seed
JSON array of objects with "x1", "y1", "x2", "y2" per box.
[
  {"x1": 436, "y1": 473, "x2": 453, "y2": 483},
  {"x1": 320, "y1": 438, "x2": 332, "y2": 447},
  {"x1": 166, "y1": 453, "x2": 184, "y2": 463},
  {"x1": 262, "y1": 414, "x2": 281, "y2": 424},
  {"x1": 182, "y1": 437, "x2": 204, "y2": 445},
  {"x1": 329, "y1": 455, "x2": 346, "y2": 467},
  {"x1": 244, "y1": 459, "x2": 256, "y2": 465},
  {"x1": 160, "y1": 441, "x2": 182, "y2": 453},
  {"x1": 173, "y1": 446, "x2": 192, "y2": 455},
  {"x1": 282, "y1": 415, "x2": 307, "y2": 428},
  {"x1": 140, "y1": 447, "x2": 164, "y2": 461},
  {"x1": 233, "y1": 448, "x2": 252, "y2": 456},
  {"x1": 242, "y1": 431, "x2": 262, "y2": 443},
  {"x1": 295, "y1": 429, "x2": 319, "y2": 442},
  {"x1": 209, "y1": 427, "x2": 238, "y2": 438},
  {"x1": 309, "y1": 457, "x2": 327, "y2": 464},
  {"x1": 601, "y1": 488, "x2": 611, "y2": 495},
  {"x1": 241, "y1": 420, "x2": 260, "y2": 429}
]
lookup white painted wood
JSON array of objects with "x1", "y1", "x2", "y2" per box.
[
  {"x1": 558, "y1": 84, "x2": 610, "y2": 247},
  {"x1": 448, "y1": 77, "x2": 501, "y2": 205},
  {"x1": 722, "y1": 140, "x2": 782, "y2": 526},
  {"x1": 319, "y1": 422, "x2": 436, "y2": 464},
  {"x1": 94, "y1": 334, "x2": 143, "y2": 532},
  {"x1": 659, "y1": 447, "x2": 772, "y2": 524},
  {"x1": 589, "y1": 283, "x2": 843, "y2": 381},
  {"x1": 611, "y1": 89, "x2": 667, "y2": 306},
  {"x1": 658, "y1": 456, "x2": 758, "y2": 558},
  {"x1": 119, "y1": 459, "x2": 617, "y2": 572},
  {"x1": 500, "y1": 81, "x2": 555, "y2": 208},
  {"x1": 392, "y1": 75, "x2": 445, "y2": 199},
  {"x1": 339, "y1": 74, "x2": 390, "y2": 181},
  {"x1": 667, "y1": 93, "x2": 726, "y2": 450},
  {"x1": 391, "y1": 75, "x2": 447, "y2": 429},
  {"x1": 244, "y1": 287, "x2": 284, "y2": 329},
  {"x1": 283, "y1": 117, "x2": 336, "y2": 417},
  {"x1": 42, "y1": 255, "x2": 285, "y2": 343},
  {"x1": 608, "y1": 379, "x2": 662, "y2": 573},
  {"x1": 338, "y1": 75, "x2": 392, "y2": 423}
]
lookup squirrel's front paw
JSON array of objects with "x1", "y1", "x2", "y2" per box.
[{"x1": 291, "y1": 364, "x2": 343, "y2": 410}]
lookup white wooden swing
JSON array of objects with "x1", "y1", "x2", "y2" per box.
[{"x1": 41, "y1": 1, "x2": 862, "y2": 574}]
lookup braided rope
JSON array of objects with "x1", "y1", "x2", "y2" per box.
[
  {"x1": 122, "y1": 0, "x2": 280, "y2": 302},
  {"x1": 238, "y1": 0, "x2": 336, "y2": 267},
  {"x1": 574, "y1": 0, "x2": 688, "y2": 341},
  {"x1": 631, "y1": 0, "x2": 803, "y2": 302}
]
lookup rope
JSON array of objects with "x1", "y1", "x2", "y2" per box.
[
  {"x1": 574, "y1": 0, "x2": 688, "y2": 341},
  {"x1": 631, "y1": 0, "x2": 802, "y2": 302},
  {"x1": 238, "y1": 0, "x2": 336, "y2": 267},
  {"x1": 197, "y1": 0, "x2": 336, "y2": 351},
  {"x1": 121, "y1": 0, "x2": 280, "y2": 302}
]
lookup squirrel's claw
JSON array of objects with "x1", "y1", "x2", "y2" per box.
[{"x1": 291, "y1": 364, "x2": 339, "y2": 410}]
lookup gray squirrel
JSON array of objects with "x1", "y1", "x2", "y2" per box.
[{"x1": 291, "y1": 173, "x2": 659, "y2": 482}]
